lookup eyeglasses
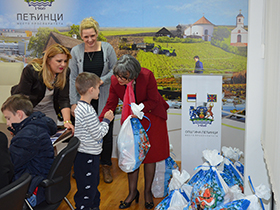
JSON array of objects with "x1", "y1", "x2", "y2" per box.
[{"x1": 115, "y1": 75, "x2": 129, "y2": 81}]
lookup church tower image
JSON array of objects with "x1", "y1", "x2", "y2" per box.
[{"x1": 231, "y1": 10, "x2": 248, "y2": 46}]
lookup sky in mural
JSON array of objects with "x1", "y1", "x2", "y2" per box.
[{"x1": 0, "y1": 0, "x2": 248, "y2": 29}]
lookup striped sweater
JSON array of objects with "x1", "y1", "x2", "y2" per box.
[{"x1": 74, "y1": 101, "x2": 110, "y2": 155}]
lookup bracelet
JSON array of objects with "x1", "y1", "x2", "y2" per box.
[{"x1": 64, "y1": 120, "x2": 72, "y2": 125}]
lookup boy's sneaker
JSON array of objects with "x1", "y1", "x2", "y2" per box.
[{"x1": 27, "y1": 194, "x2": 37, "y2": 207}]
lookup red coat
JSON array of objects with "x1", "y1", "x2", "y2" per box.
[
  {"x1": 100, "y1": 68, "x2": 170, "y2": 163},
  {"x1": 99, "y1": 68, "x2": 169, "y2": 120}
]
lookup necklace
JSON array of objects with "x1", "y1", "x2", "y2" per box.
[
  {"x1": 48, "y1": 74, "x2": 57, "y2": 91},
  {"x1": 87, "y1": 52, "x2": 94, "y2": 61}
]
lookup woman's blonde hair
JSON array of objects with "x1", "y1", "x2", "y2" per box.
[
  {"x1": 79, "y1": 17, "x2": 99, "y2": 36},
  {"x1": 30, "y1": 44, "x2": 72, "y2": 90}
]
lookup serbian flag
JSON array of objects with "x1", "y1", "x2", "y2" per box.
[
  {"x1": 187, "y1": 94, "x2": 196, "y2": 102},
  {"x1": 207, "y1": 94, "x2": 217, "y2": 102}
]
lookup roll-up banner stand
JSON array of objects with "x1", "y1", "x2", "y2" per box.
[{"x1": 181, "y1": 75, "x2": 222, "y2": 175}]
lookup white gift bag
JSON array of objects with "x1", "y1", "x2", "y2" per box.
[{"x1": 117, "y1": 115, "x2": 151, "y2": 173}]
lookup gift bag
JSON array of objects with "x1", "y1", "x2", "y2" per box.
[
  {"x1": 152, "y1": 156, "x2": 179, "y2": 198},
  {"x1": 212, "y1": 199, "x2": 250, "y2": 210},
  {"x1": 155, "y1": 190, "x2": 189, "y2": 210},
  {"x1": 222, "y1": 146, "x2": 244, "y2": 177},
  {"x1": 234, "y1": 161, "x2": 244, "y2": 177},
  {"x1": 186, "y1": 150, "x2": 234, "y2": 210},
  {"x1": 117, "y1": 115, "x2": 151, "y2": 173},
  {"x1": 155, "y1": 170, "x2": 190, "y2": 210},
  {"x1": 245, "y1": 177, "x2": 271, "y2": 210},
  {"x1": 220, "y1": 158, "x2": 244, "y2": 192}
]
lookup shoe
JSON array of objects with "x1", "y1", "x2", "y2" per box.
[
  {"x1": 119, "y1": 190, "x2": 139, "y2": 209},
  {"x1": 145, "y1": 202, "x2": 154, "y2": 209},
  {"x1": 102, "y1": 165, "x2": 113, "y2": 183}
]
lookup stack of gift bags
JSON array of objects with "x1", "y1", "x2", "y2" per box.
[{"x1": 153, "y1": 147, "x2": 271, "y2": 210}]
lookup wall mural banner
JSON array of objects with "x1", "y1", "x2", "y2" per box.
[
  {"x1": 0, "y1": 0, "x2": 247, "y2": 121},
  {"x1": 181, "y1": 75, "x2": 222, "y2": 174}
]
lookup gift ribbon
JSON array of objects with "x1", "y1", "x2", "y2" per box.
[
  {"x1": 248, "y1": 176, "x2": 265, "y2": 210},
  {"x1": 125, "y1": 103, "x2": 151, "y2": 132},
  {"x1": 193, "y1": 161, "x2": 221, "y2": 171},
  {"x1": 143, "y1": 115, "x2": 151, "y2": 132}
]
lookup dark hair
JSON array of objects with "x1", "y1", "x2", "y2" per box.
[
  {"x1": 113, "y1": 54, "x2": 141, "y2": 80},
  {"x1": 194, "y1": 55, "x2": 199, "y2": 59},
  {"x1": 75, "y1": 72, "x2": 101, "y2": 95},
  {"x1": 1, "y1": 94, "x2": 33, "y2": 116}
]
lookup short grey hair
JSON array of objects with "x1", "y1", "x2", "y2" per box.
[{"x1": 113, "y1": 54, "x2": 141, "y2": 80}]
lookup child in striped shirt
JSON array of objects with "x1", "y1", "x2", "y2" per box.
[{"x1": 73, "y1": 72, "x2": 114, "y2": 210}]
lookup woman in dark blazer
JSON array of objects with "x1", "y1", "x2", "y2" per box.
[
  {"x1": 99, "y1": 55, "x2": 170, "y2": 209},
  {"x1": 11, "y1": 44, "x2": 74, "y2": 131}
]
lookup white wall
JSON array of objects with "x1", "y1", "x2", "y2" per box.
[{"x1": 244, "y1": 0, "x2": 272, "y2": 209}]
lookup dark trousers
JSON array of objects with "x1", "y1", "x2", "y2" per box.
[
  {"x1": 74, "y1": 152, "x2": 100, "y2": 210},
  {"x1": 100, "y1": 120, "x2": 114, "y2": 166}
]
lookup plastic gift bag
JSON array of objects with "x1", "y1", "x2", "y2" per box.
[
  {"x1": 222, "y1": 146, "x2": 244, "y2": 177},
  {"x1": 212, "y1": 199, "x2": 250, "y2": 210},
  {"x1": 155, "y1": 169, "x2": 190, "y2": 210},
  {"x1": 245, "y1": 176, "x2": 271, "y2": 210},
  {"x1": 185, "y1": 149, "x2": 234, "y2": 210},
  {"x1": 155, "y1": 190, "x2": 189, "y2": 210},
  {"x1": 152, "y1": 156, "x2": 179, "y2": 198},
  {"x1": 234, "y1": 161, "x2": 244, "y2": 177},
  {"x1": 220, "y1": 157, "x2": 244, "y2": 192},
  {"x1": 117, "y1": 115, "x2": 150, "y2": 173}
]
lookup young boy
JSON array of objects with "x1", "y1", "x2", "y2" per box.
[
  {"x1": 1, "y1": 94, "x2": 57, "y2": 206},
  {"x1": 73, "y1": 72, "x2": 114, "y2": 210}
]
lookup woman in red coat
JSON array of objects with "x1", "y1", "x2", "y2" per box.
[{"x1": 99, "y1": 55, "x2": 170, "y2": 209}]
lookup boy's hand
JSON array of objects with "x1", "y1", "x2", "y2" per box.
[{"x1": 104, "y1": 110, "x2": 114, "y2": 122}]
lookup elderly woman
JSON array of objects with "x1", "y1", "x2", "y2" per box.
[
  {"x1": 69, "y1": 17, "x2": 117, "y2": 183},
  {"x1": 11, "y1": 44, "x2": 74, "y2": 131},
  {"x1": 99, "y1": 54, "x2": 170, "y2": 209}
]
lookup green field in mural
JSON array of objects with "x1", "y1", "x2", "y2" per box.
[{"x1": 137, "y1": 41, "x2": 247, "y2": 78}]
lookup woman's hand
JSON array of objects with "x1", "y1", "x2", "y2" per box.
[
  {"x1": 61, "y1": 107, "x2": 75, "y2": 134},
  {"x1": 64, "y1": 121, "x2": 75, "y2": 133}
]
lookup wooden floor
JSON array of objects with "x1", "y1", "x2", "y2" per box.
[{"x1": 57, "y1": 158, "x2": 180, "y2": 210}]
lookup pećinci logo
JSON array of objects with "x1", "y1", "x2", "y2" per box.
[
  {"x1": 24, "y1": 0, "x2": 55, "y2": 8},
  {"x1": 187, "y1": 93, "x2": 218, "y2": 127}
]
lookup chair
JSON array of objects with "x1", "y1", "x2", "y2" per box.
[
  {"x1": 0, "y1": 173, "x2": 32, "y2": 210},
  {"x1": 26, "y1": 136, "x2": 80, "y2": 210}
]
